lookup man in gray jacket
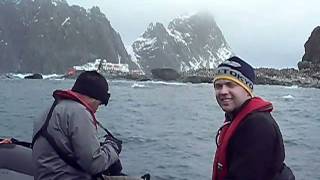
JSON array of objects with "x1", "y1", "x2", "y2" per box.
[{"x1": 33, "y1": 71, "x2": 121, "y2": 180}]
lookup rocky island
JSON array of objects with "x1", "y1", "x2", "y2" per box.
[{"x1": 0, "y1": 0, "x2": 319, "y2": 89}]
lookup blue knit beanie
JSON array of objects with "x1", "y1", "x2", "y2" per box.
[{"x1": 213, "y1": 56, "x2": 255, "y2": 97}]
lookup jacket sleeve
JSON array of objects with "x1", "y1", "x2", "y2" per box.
[
  {"x1": 224, "y1": 112, "x2": 279, "y2": 180},
  {"x1": 67, "y1": 106, "x2": 119, "y2": 175}
]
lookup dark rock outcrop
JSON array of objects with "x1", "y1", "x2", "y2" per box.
[
  {"x1": 124, "y1": 74, "x2": 151, "y2": 81},
  {"x1": 132, "y1": 12, "x2": 233, "y2": 75},
  {"x1": 179, "y1": 68, "x2": 215, "y2": 83},
  {"x1": 298, "y1": 26, "x2": 320, "y2": 73},
  {"x1": 174, "y1": 67, "x2": 319, "y2": 88},
  {"x1": 24, "y1": 73, "x2": 43, "y2": 79},
  {"x1": 255, "y1": 68, "x2": 319, "y2": 88},
  {"x1": 151, "y1": 68, "x2": 180, "y2": 81},
  {"x1": 249, "y1": 26, "x2": 319, "y2": 89},
  {"x1": 0, "y1": 0, "x2": 136, "y2": 73}
]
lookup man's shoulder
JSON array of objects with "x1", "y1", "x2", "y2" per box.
[
  {"x1": 239, "y1": 111, "x2": 276, "y2": 132},
  {"x1": 247, "y1": 110, "x2": 274, "y2": 121},
  {"x1": 55, "y1": 100, "x2": 91, "y2": 118},
  {"x1": 233, "y1": 111, "x2": 279, "y2": 143}
]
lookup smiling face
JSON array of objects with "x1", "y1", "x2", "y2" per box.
[{"x1": 214, "y1": 79, "x2": 251, "y2": 113}]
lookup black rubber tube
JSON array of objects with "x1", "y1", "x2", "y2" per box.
[{"x1": 0, "y1": 144, "x2": 33, "y2": 176}]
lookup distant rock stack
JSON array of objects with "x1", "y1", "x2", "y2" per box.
[
  {"x1": 254, "y1": 26, "x2": 320, "y2": 89},
  {"x1": 298, "y1": 26, "x2": 320, "y2": 77},
  {"x1": 131, "y1": 12, "x2": 233, "y2": 75}
]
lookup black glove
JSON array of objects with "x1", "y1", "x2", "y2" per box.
[
  {"x1": 103, "y1": 159, "x2": 123, "y2": 176},
  {"x1": 103, "y1": 135, "x2": 122, "y2": 154}
]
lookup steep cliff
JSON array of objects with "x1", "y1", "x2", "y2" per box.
[
  {"x1": 0, "y1": 0, "x2": 136, "y2": 73},
  {"x1": 298, "y1": 26, "x2": 320, "y2": 73}
]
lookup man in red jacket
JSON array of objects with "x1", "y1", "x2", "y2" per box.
[{"x1": 212, "y1": 56, "x2": 294, "y2": 180}]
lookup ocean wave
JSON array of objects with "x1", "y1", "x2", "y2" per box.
[
  {"x1": 124, "y1": 135, "x2": 157, "y2": 144},
  {"x1": 42, "y1": 74, "x2": 64, "y2": 79},
  {"x1": 4, "y1": 73, "x2": 31, "y2": 79},
  {"x1": 145, "y1": 80, "x2": 187, "y2": 86},
  {"x1": 282, "y1": 94, "x2": 295, "y2": 99},
  {"x1": 131, "y1": 83, "x2": 146, "y2": 88},
  {"x1": 284, "y1": 139, "x2": 299, "y2": 146},
  {"x1": 285, "y1": 85, "x2": 299, "y2": 89},
  {"x1": 3, "y1": 73, "x2": 65, "y2": 80}
]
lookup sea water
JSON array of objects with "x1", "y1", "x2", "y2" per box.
[{"x1": 0, "y1": 79, "x2": 319, "y2": 180}]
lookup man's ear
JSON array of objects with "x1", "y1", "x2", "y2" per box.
[{"x1": 89, "y1": 97, "x2": 98, "y2": 104}]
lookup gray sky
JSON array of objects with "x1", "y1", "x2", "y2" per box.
[{"x1": 68, "y1": 0, "x2": 319, "y2": 68}]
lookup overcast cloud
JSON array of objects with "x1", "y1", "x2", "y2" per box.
[{"x1": 68, "y1": 0, "x2": 319, "y2": 68}]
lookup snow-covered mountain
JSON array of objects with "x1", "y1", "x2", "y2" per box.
[{"x1": 131, "y1": 12, "x2": 233, "y2": 74}]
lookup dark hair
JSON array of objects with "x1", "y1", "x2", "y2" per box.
[{"x1": 72, "y1": 71, "x2": 110, "y2": 105}]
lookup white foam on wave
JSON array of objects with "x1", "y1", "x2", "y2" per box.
[
  {"x1": 6, "y1": 73, "x2": 66, "y2": 80},
  {"x1": 282, "y1": 95, "x2": 295, "y2": 99},
  {"x1": 131, "y1": 83, "x2": 146, "y2": 88},
  {"x1": 147, "y1": 80, "x2": 187, "y2": 86},
  {"x1": 42, "y1": 74, "x2": 64, "y2": 79},
  {"x1": 285, "y1": 85, "x2": 299, "y2": 89},
  {"x1": 5, "y1": 73, "x2": 32, "y2": 79}
]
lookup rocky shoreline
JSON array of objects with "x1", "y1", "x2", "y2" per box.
[
  {"x1": 255, "y1": 68, "x2": 320, "y2": 88},
  {"x1": 1, "y1": 68, "x2": 320, "y2": 89},
  {"x1": 148, "y1": 67, "x2": 320, "y2": 89}
]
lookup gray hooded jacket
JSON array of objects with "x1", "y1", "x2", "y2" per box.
[{"x1": 32, "y1": 100, "x2": 119, "y2": 180}]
